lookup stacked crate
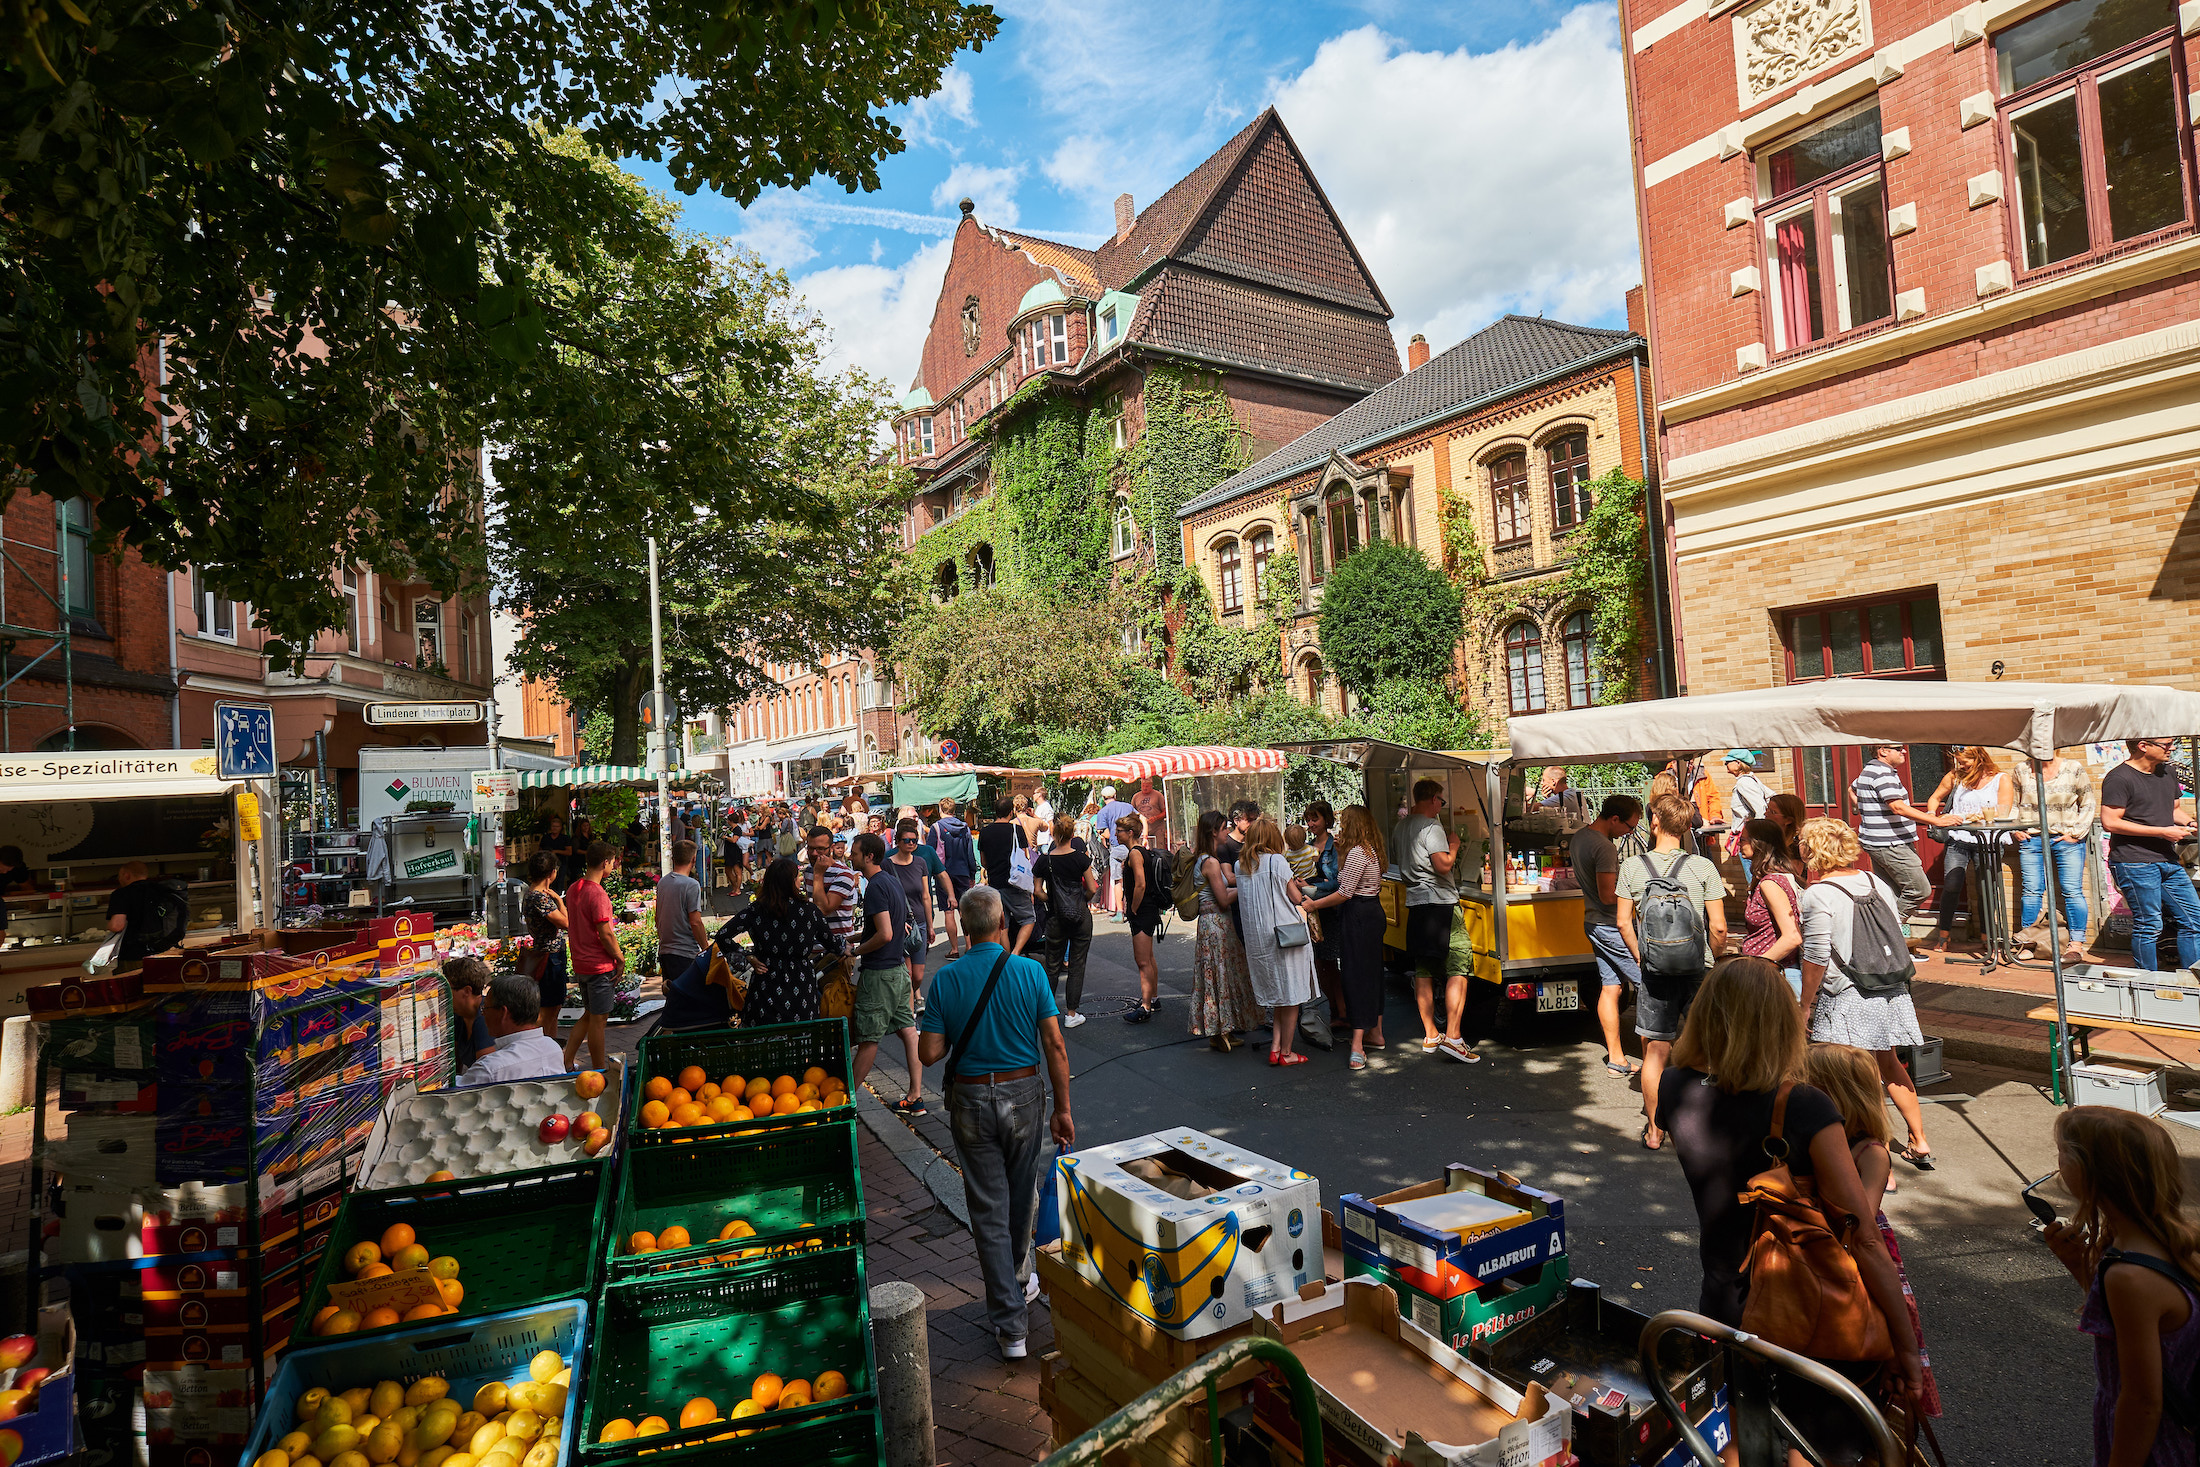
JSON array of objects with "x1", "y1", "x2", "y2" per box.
[
  {"x1": 576, "y1": 1020, "x2": 882, "y2": 1467},
  {"x1": 29, "y1": 915, "x2": 452, "y2": 1467}
]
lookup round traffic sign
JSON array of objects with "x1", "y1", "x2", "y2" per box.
[{"x1": 939, "y1": 738, "x2": 961, "y2": 761}]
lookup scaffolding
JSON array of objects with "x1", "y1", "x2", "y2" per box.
[{"x1": 0, "y1": 514, "x2": 75, "y2": 753}]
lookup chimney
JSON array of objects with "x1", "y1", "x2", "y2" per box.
[
  {"x1": 1626, "y1": 285, "x2": 1646, "y2": 338},
  {"x1": 1114, "y1": 193, "x2": 1136, "y2": 243},
  {"x1": 1407, "y1": 333, "x2": 1429, "y2": 370}
]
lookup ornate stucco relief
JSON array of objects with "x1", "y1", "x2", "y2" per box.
[{"x1": 1733, "y1": 0, "x2": 1873, "y2": 109}]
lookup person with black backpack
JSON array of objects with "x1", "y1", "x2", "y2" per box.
[
  {"x1": 105, "y1": 861, "x2": 190, "y2": 965},
  {"x1": 1617, "y1": 793, "x2": 1728, "y2": 1151},
  {"x1": 1796, "y1": 816, "x2": 1935, "y2": 1170},
  {"x1": 1032, "y1": 814, "x2": 1096, "y2": 1029}
]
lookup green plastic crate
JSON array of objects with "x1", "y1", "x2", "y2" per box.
[
  {"x1": 607, "y1": 1121, "x2": 864, "y2": 1284},
  {"x1": 588, "y1": 1408, "x2": 882, "y2": 1467},
  {"x1": 631, "y1": 1020, "x2": 852, "y2": 1145},
  {"x1": 290, "y1": 1163, "x2": 609, "y2": 1350},
  {"x1": 578, "y1": 1247, "x2": 875, "y2": 1464}
]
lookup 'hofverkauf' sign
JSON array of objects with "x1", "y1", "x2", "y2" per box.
[{"x1": 402, "y1": 847, "x2": 460, "y2": 879}]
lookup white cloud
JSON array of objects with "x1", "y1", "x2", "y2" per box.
[
  {"x1": 905, "y1": 69, "x2": 977, "y2": 151},
  {"x1": 1043, "y1": 134, "x2": 1109, "y2": 194},
  {"x1": 1269, "y1": 10, "x2": 1640, "y2": 353},
  {"x1": 930, "y1": 163, "x2": 1024, "y2": 226},
  {"x1": 791, "y1": 238, "x2": 953, "y2": 391}
]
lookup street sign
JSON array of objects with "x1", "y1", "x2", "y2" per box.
[
  {"x1": 638, "y1": 691, "x2": 679, "y2": 731},
  {"x1": 939, "y1": 738, "x2": 961, "y2": 761},
  {"x1": 471, "y1": 769, "x2": 517, "y2": 813},
  {"x1": 365, "y1": 701, "x2": 485, "y2": 726},
  {"x1": 213, "y1": 702, "x2": 277, "y2": 780}
]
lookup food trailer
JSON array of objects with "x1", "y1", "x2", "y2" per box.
[
  {"x1": 1058, "y1": 746, "x2": 1288, "y2": 852},
  {"x1": 1273, "y1": 740, "x2": 1598, "y2": 1031},
  {"x1": 0, "y1": 750, "x2": 275, "y2": 1015}
]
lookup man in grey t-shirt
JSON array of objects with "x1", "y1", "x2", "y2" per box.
[
  {"x1": 1568, "y1": 794, "x2": 1643, "y2": 1077},
  {"x1": 1390, "y1": 779, "x2": 1477, "y2": 1063},
  {"x1": 653, "y1": 840, "x2": 708, "y2": 978}
]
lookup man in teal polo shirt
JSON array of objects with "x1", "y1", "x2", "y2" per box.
[{"x1": 919, "y1": 886, "x2": 1075, "y2": 1363}]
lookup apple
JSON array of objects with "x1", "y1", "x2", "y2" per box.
[
  {"x1": 0, "y1": 1392, "x2": 27, "y2": 1423},
  {"x1": 0, "y1": 1340, "x2": 33, "y2": 1372},
  {"x1": 581, "y1": 1128, "x2": 611, "y2": 1157},
  {"x1": 0, "y1": 1425, "x2": 23, "y2": 1466},
  {"x1": 537, "y1": 1114, "x2": 570, "y2": 1144},
  {"x1": 572, "y1": 1071, "x2": 605, "y2": 1101},
  {"x1": 574, "y1": 1111, "x2": 602, "y2": 1137},
  {"x1": 12, "y1": 1371, "x2": 48, "y2": 1399}
]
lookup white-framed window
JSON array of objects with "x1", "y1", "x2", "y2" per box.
[
  {"x1": 919, "y1": 416, "x2": 934, "y2": 455},
  {"x1": 1248, "y1": 529, "x2": 1274, "y2": 602},
  {"x1": 1049, "y1": 313, "x2": 1068, "y2": 363},
  {"x1": 1018, "y1": 330, "x2": 1030, "y2": 373},
  {"x1": 1100, "y1": 307, "x2": 1118, "y2": 344},
  {"x1": 342, "y1": 570, "x2": 361, "y2": 653},
  {"x1": 1757, "y1": 101, "x2": 1893, "y2": 352},
  {"x1": 1216, "y1": 538, "x2": 1243, "y2": 614},
  {"x1": 192, "y1": 569, "x2": 235, "y2": 640},
  {"x1": 59, "y1": 501, "x2": 94, "y2": 618},
  {"x1": 1112, "y1": 497, "x2": 1137, "y2": 559}
]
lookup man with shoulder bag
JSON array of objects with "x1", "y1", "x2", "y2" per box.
[{"x1": 918, "y1": 886, "x2": 1074, "y2": 1364}]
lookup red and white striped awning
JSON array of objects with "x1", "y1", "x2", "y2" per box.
[{"x1": 1058, "y1": 746, "x2": 1289, "y2": 782}]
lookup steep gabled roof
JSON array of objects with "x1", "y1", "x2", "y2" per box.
[
  {"x1": 995, "y1": 228, "x2": 1101, "y2": 297},
  {"x1": 1130, "y1": 267, "x2": 1400, "y2": 395},
  {"x1": 1178, "y1": 316, "x2": 1642, "y2": 518}
]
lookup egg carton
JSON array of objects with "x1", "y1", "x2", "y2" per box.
[{"x1": 355, "y1": 1056, "x2": 626, "y2": 1193}]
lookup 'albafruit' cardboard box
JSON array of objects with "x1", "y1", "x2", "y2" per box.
[
  {"x1": 1341, "y1": 1165, "x2": 1565, "y2": 1300},
  {"x1": 1057, "y1": 1128, "x2": 1319, "y2": 1340}
]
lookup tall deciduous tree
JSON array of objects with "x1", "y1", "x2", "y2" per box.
[
  {"x1": 889, "y1": 585, "x2": 1138, "y2": 760},
  {"x1": 1, "y1": 0, "x2": 995, "y2": 657},
  {"x1": 1316, "y1": 541, "x2": 1466, "y2": 699}
]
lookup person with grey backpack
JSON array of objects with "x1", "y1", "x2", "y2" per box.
[
  {"x1": 1617, "y1": 793, "x2": 1728, "y2": 1151},
  {"x1": 1796, "y1": 816, "x2": 1937, "y2": 1170}
]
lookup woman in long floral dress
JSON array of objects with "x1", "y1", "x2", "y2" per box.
[{"x1": 1189, "y1": 811, "x2": 1259, "y2": 1049}]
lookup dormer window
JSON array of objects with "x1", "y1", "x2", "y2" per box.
[
  {"x1": 1100, "y1": 307, "x2": 1118, "y2": 344},
  {"x1": 1049, "y1": 313, "x2": 1068, "y2": 363}
]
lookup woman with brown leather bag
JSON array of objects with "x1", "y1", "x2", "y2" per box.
[{"x1": 1655, "y1": 957, "x2": 1924, "y2": 1437}]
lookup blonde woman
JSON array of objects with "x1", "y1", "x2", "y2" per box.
[
  {"x1": 1655, "y1": 957, "x2": 1925, "y2": 1411},
  {"x1": 1918, "y1": 745, "x2": 2013, "y2": 954},
  {"x1": 1797, "y1": 816, "x2": 1935, "y2": 1169},
  {"x1": 1304, "y1": 805, "x2": 1388, "y2": 1067},
  {"x1": 1237, "y1": 815, "x2": 1318, "y2": 1065}
]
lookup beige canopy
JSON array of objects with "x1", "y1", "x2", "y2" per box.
[{"x1": 1506, "y1": 679, "x2": 2200, "y2": 766}]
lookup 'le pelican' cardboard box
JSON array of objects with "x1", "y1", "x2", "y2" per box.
[{"x1": 1056, "y1": 1127, "x2": 1319, "y2": 1341}]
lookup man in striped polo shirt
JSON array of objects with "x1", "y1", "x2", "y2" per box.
[{"x1": 1850, "y1": 745, "x2": 1956, "y2": 935}]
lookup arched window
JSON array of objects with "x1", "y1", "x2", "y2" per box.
[
  {"x1": 1490, "y1": 455, "x2": 1530, "y2": 545},
  {"x1": 832, "y1": 678, "x2": 844, "y2": 727},
  {"x1": 1563, "y1": 612, "x2": 1602, "y2": 707},
  {"x1": 1216, "y1": 538, "x2": 1243, "y2": 614},
  {"x1": 1301, "y1": 654, "x2": 1327, "y2": 708},
  {"x1": 1548, "y1": 434, "x2": 1592, "y2": 531},
  {"x1": 1324, "y1": 483, "x2": 1359, "y2": 569},
  {"x1": 1112, "y1": 498, "x2": 1137, "y2": 558},
  {"x1": 1301, "y1": 511, "x2": 1325, "y2": 585},
  {"x1": 971, "y1": 543, "x2": 995, "y2": 588},
  {"x1": 1248, "y1": 529, "x2": 1274, "y2": 602},
  {"x1": 934, "y1": 561, "x2": 960, "y2": 601},
  {"x1": 1505, "y1": 620, "x2": 1546, "y2": 715}
]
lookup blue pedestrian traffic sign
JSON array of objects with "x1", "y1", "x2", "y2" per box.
[{"x1": 213, "y1": 702, "x2": 277, "y2": 780}]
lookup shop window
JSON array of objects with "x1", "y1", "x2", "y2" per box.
[
  {"x1": 59, "y1": 500, "x2": 94, "y2": 618},
  {"x1": 343, "y1": 570, "x2": 362, "y2": 653},
  {"x1": 1216, "y1": 538, "x2": 1243, "y2": 614},
  {"x1": 1562, "y1": 611, "x2": 1601, "y2": 708},
  {"x1": 1505, "y1": 620, "x2": 1546, "y2": 715},
  {"x1": 1112, "y1": 498, "x2": 1137, "y2": 559},
  {"x1": 1489, "y1": 455, "x2": 1530, "y2": 545},
  {"x1": 192, "y1": 568, "x2": 235, "y2": 640},
  {"x1": 1758, "y1": 103, "x2": 1893, "y2": 351},
  {"x1": 1785, "y1": 592, "x2": 1943, "y2": 680},
  {"x1": 1248, "y1": 529, "x2": 1273, "y2": 603},
  {"x1": 2000, "y1": 0, "x2": 2185, "y2": 272},
  {"x1": 1548, "y1": 435, "x2": 1593, "y2": 531},
  {"x1": 1324, "y1": 483, "x2": 1359, "y2": 569}
]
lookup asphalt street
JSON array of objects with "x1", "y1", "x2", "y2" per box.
[{"x1": 857, "y1": 910, "x2": 2200, "y2": 1467}]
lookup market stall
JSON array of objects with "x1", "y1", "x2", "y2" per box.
[
  {"x1": 1507, "y1": 678, "x2": 2200, "y2": 1101},
  {"x1": 1272, "y1": 740, "x2": 1597, "y2": 1026},
  {"x1": 1059, "y1": 746, "x2": 1287, "y2": 851},
  {"x1": 0, "y1": 750, "x2": 275, "y2": 1016},
  {"x1": 880, "y1": 762, "x2": 1050, "y2": 810}
]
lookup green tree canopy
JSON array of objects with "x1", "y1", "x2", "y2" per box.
[
  {"x1": 2, "y1": 0, "x2": 994, "y2": 657},
  {"x1": 1317, "y1": 541, "x2": 1465, "y2": 699}
]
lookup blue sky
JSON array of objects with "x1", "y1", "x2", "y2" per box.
[{"x1": 625, "y1": 1, "x2": 1639, "y2": 393}]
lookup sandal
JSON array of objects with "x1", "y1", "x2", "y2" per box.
[
  {"x1": 1275, "y1": 1052, "x2": 1310, "y2": 1067},
  {"x1": 1640, "y1": 1120, "x2": 1663, "y2": 1152},
  {"x1": 1349, "y1": 1051, "x2": 1367, "y2": 1070},
  {"x1": 1604, "y1": 1058, "x2": 1643, "y2": 1078},
  {"x1": 1208, "y1": 1033, "x2": 1235, "y2": 1053},
  {"x1": 1893, "y1": 1141, "x2": 1937, "y2": 1171}
]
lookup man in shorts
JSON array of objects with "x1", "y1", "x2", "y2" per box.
[
  {"x1": 560, "y1": 841, "x2": 624, "y2": 1071},
  {"x1": 1616, "y1": 793, "x2": 1727, "y2": 1150},
  {"x1": 1569, "y1": 794, "x2": 1645, "y2": 1077},
  {"x1": 847, "y1": 833, "x2": 924, "y2": 1114},
  {"x1": 1393, "y1": 781, "x2": 1478, "y2": 1062}
]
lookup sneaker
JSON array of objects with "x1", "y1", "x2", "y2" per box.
[
  {"x1": 999, "y1": 1336, "x2": 1028, "y2": 1361},
  {"x1": 1439, "y1": 1038, "x2": 1481, "y2": 1064},
  {"x1": 1061, "y1": 1013, "x2": 1087, "y2": 1029},
  {"x1": 1024, "y1": 1273, "x2": 1042, "y2": 1303}
]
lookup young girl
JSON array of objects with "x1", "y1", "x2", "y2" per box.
[
  {"x1": 2046, "y1": 1107, "x2": 2200, "y2": 1467},
  {"x1": 1804, "y1": 1044, "x2": 1943, "y2": 1420}
]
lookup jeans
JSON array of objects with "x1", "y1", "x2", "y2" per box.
[
  {"x1": 1864, "y1": 841, "x2": 1931, "y2": 925},
  {"x1": 1045, "y1": 908, "x2": 1092, "y2": 1013},
  {"x1": 2017, "y1": 836, "x2": 2089, "y2": 936},
  {"x1": 948, "y1": 1073, "x2": 1050, "y2": 1342},
  {"x1": 2110, "y1": 862, "x2": 2200, "y2": 971}
]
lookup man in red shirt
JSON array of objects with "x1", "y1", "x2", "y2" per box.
[{"x1": 560, "y1": 841, "x2": 624, "y2": 1071}]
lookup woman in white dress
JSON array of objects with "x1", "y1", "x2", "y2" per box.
[{"x1": 1236, "y1": 816, "x2": 1318, "y2": 1066}]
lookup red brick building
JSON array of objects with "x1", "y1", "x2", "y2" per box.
[{"x1": 1624, "y1": 0, "x2": 2200, "y2": 812}]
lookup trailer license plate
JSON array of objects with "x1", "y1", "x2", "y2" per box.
[{"x1": 1536, "y1": 983, "x2": 1577, "y2": 1013}]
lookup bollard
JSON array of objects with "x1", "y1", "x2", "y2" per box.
[
  {"x1": 869, "y1": 1280, "x2": 935, "y2": 1467},
  {"x1": 0, "y1": 1016, "x2": 34, "y2": 1112}
]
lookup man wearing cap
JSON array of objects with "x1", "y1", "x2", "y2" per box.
[
  {"x1": 1094, "y1": 785, "x2": 1136, "y2": 921},
  {"x1": 1721, "y1": 751, "x2": 1772, "y2": 880}
]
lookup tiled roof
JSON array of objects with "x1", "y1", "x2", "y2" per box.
[
  {"x1": 1092, "y1": 113, "x2": 1269, "y2": 290},
  {"x1": 995, "y1": 229, "x2": 1101, "y2": 297},
  {"x1": 1178, "y1": 315, "x2": 1642, "y2": 518},
  {"x1": 1129, "y1": 267, "x2": 1400, "y2": 394}
]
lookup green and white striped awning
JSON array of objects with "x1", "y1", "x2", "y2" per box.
[{"x1": 515, "y1": 764, "x2": 710, "y2": 790}]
